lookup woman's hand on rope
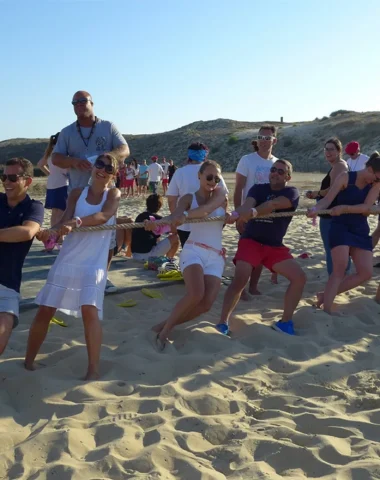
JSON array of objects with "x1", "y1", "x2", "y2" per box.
[
  {"x1": 59, "y1": 224, "x2": 73, "y2": 236},
  {"x1": 236, "y1": 218, "x2": 246, "y2": 234},
  {"x1": 225, "y1": 211, "x2": 239, "y2": 225},
  {"x1": 307, "y1": 206, "x2": 319, "y2": 218},
  {"x1": 170, "y1": 212, "x2": 186, "y2": 227},
  {"x1": 330, "y1": 205, "x2": 347, "y2": 216},
  {"x1": 144, "y1": 219, "x2": 157, "y2": 231},
  {"x1": 306, "y1": 190, "x2": 318, "y2": 200}
]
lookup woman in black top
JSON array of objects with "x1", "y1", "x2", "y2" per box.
[
  {"x1": 168, "y1": 159, "x2": 177, "y2": 183},
  {"x1": 306, "y1": 137, "x2": 348, "y2": 275},
  {"x1": 131, "y1": 194, "x2": 179, "y2": 260}
]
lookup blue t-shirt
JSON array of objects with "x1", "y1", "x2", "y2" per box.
[
  {"x1": 242, "y1": 184, "x2": 299, "y2": 247},
  {"x1": 0, "y1": 193, "x2": 44, "y2": 292},
  {"x1": 139, "y1": 165, "x2": 149, "y2": 178}
]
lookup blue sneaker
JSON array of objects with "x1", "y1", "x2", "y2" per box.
[
  {"x1": 216, "y1": 323, "x2": 229, "y2": 335},
  {"x1": 272, "y1": 320, "x2": 295, "y2": 335}
]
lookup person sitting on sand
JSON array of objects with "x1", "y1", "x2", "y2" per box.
[
  {"x1": 24, "y1": 154, "x2": 120, "y2": 380},
  {"x1": 149, "y1": 160, "x2": 234, "y2": 350},
  {"x1": 131, "y1": 194, "x2": 179, "y2": 261},
  {"x1": 0, "y1": 158, "x2": 44, "y2": 356},
  {"x1": 217, "y1": 159, "x2": 305, "y2": 336},
  {"x1": 308, "y1": 152, "x2": 380, "y2": 314}
]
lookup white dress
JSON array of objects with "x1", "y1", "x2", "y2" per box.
[{"x1": 35, "y1": 187, "x2": 114, "y2": 320}]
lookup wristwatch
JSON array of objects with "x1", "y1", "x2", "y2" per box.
[{"x1": 74, "y1": 216, "x2": 82, "y2": 228}]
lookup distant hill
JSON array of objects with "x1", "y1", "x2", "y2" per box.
[{"x1": 1, "y1": 111, "x2": 380, "y2": 172}]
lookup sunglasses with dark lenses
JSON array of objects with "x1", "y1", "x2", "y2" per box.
[
  {"x1": 257, "y1": 135, "x2": 275, "y2": 141},
  {"x1": 0, "y1": 174, "x2": 29, "y2": 183},
  {"x1": 94, "y1": 159, "x2": 115, "y2": 175},
  {"x1": 205, "y1": 174, "x2": 221, "y2": 183},
  {"x1": 270, "y1": 166, "x2": 286, "y2": 175},
  {"x1": 71, "y1": 98, "x2": 90, "y2": 106}
]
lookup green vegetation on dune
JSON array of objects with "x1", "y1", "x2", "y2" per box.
[{"x1": 1, "y1": 111, "x2": 380, "y2": 172}]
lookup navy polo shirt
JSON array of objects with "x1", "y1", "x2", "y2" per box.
[{"x1": 0, "y1": 193, "x2": 44, "y2": 293}]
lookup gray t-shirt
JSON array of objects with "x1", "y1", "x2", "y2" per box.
[{"x1": 53, "y1": 118, "x2": 127, "y2": 190}]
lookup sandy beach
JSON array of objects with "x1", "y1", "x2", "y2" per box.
[{"x1": 2, "y1": 173, "x2": 380, "y2": 479}]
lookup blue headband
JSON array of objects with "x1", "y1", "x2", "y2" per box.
[{"x1": 188, "y1": 148, "x2": 208, "y2": 162}]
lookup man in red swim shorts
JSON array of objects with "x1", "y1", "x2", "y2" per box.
[{"x1": 217, "y1": 159, "x2": 306, "y2": 336}]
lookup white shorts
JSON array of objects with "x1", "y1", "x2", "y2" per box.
[
  {"x1": 132, "y1": 237, "x2": 171, "y2": 261},
  {"x1": 180, "y1": 244, "x2": 225, "y2": 278},
  {"x1": 0, "y1": 284, "x2": 20, "y2": 328}
]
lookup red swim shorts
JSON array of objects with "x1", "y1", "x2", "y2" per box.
[
  {"x1": 125, "y1": 179, "x2": 134, "y2": 188},
  {"x1": 162, "y1": 178, "x2": 169, "y2": 185},
  {"x1": 234, "y1": 238, "x2": 293, "y2": 272}
]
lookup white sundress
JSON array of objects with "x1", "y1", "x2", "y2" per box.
[{"x1": 35, "y1": 187, "x2": 114, "y2": 320}]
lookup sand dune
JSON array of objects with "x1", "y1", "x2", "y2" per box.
[{"x1": 2, "y1": 197, "x2": 380, "y2": 479}]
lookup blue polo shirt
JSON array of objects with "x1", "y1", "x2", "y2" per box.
[{"x1": 0, "y1": 193, "x2": 44, "y2": 293}]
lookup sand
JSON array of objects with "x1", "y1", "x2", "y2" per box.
[{"x1": 2, "y1": 182, "x2": 380, "y2": 479}]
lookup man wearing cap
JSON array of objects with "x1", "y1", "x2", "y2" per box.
[
  {"x1": 52, "y1": 90, "x2": 130, "y2": 294},
  {"x1": 148, "y1": 156, "x2": 164, "y2": 194},
  {"x1": 345, "y1": 141, "x2": 369, "y2": 172}
]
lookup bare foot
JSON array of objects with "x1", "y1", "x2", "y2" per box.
[
  {"x1": 24, "y1": 361, "x2": 37, "y2": 371},
  {"x1": 270, "y1": 273, "x2": 278, "y2": 284},
  {"x1": 84, "y1": 370, "x2": 100, "y2": 381},
  {"x1": 151, "y1": 323, "x2": 165, "y2": 333},
  {"x1": 247, "y1": 288, "x2": 261, "y2": 296},
  {"x1": 315, "y1": 291, "x2": 324, "y2": 309},
  {"x1": 155, "y1": 333, "x2": 167, "y2": 352}
]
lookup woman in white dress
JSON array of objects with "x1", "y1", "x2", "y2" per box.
[
  {"x1": 149, "y1": 160, "x2": 235, "y2": 350},
  {"x1": 25, "y1": 154, "x2": 120, "y2": 380}
]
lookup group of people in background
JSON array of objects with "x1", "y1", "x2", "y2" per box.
[
  {"x1": 1, "y1": 89, "x2": 380, "y2": 379},
  {"x1": 116, "y1": 156, "x2": 177, "y2": 198}
]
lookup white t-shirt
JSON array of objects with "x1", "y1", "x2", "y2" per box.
[
  {"x1": 148, "y1": 162, "x2": 164, "y2": 182},
  {"x1": 235, "y1": 152, "x2": 278, "y2": 202},
  {"x1": 167, "y1": 164, "x2": 229, "y2": 232},
  {"x1": 47, "y1": 156, "x2": 69, "y2": 190},
  {"x1": 346, "y1": 153, "x2": 369, "y2": 172},
  {"x1": 126, "y1": 166, "x2": 136, "y2": 180}
]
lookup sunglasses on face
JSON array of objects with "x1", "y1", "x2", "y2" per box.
[
  {"x1": 270, "y1": 166, "x2": 286, "y2": 175},
  {"x1": 71, "y1": 98, "x2": 90, "y2": 106},
  {"x1": 205, "y1": 174, "x2": 221, "y2": 183},
  {"x1": 94, "y1": 159, "x2": 115, "y2": 175},
  {"x1": 257, "y1": 135, "x2": 275, "y2": 141},
  {"x1": 0, "y1": 174, "x2": 29, "y2": 183}
]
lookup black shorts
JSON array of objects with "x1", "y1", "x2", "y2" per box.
[{"x1": 178, "y1": 230, "x2": 190, "y2": 248}]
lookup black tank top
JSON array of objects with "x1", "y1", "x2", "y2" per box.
[{"x1": 318, "y1": 168, "x2": 337, "y2": 219}]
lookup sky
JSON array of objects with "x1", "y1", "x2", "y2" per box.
[{"x1": 1, "y1": 0, "x2": 380, "y2": 141}]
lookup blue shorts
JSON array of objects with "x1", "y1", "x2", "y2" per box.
[{"x1": 45, "y1": 186, "x2": 68, "y2": 211}]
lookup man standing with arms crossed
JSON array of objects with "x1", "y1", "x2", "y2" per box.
[
  {"x1": 234, "y1": 125, "x2": 278, "y2": 299},
  {"x1": 0, "y1": 158, "x2": 44, "y2": 355},
  {"x1": 52, "y1": 90, "x2": 130, "y2": 293}
]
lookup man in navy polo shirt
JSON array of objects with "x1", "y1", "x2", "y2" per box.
[
  {"x1": 0, "y1": 157, "x2": 44, "y2": 355},
  {"x1": 217, "y1": 159, "x2": 306, "y2": 336}
]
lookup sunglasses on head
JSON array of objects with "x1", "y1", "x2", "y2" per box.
[
  {"x1": 71, "y1": 97, "x2": 90, "y2": 106},
  {"x1": 270, "y1": 166, "x2": 287, "y2": 175},
  {"x1": 205, "y1": 174, "x2": 221, "y2": 184},
  {"x1": 95, "y1": 159, "x2": 115, "y2": 174},
  {"x1": 1, "y1": 174, "x2": 29, "y2": 183},
  {"x1": 257, "y1": 135, "x2": 275, "y2": 141}
]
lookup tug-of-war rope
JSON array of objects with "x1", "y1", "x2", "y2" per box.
[{"x1": 66, "y1": 206, "x2": 380, "y2": 233}]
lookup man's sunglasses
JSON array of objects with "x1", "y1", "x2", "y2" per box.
[
  {"x1": 95, "y1": 159, "x2": 115, "y2": 175},
  {"x1": 257, "y1": 135, "x2": 275, "y2": 141},
  {"x1": 205, "y1": 174, "x2": 221, "y2": 183},
  {"x1": 1, "y1": 174, "x2": 29, "y2": 183},
  {"x1": 72, "y1": 98, "x2": 90, "y2": 106},
  {"x1": 270, "y1": 166, "x2": 287, "y2": 175}
]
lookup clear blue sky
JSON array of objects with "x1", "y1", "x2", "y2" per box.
[{"x1": 1, "y1": 0, "x2": 379, "y2": 140}]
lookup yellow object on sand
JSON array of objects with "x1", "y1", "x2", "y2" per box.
[
  {"x1": 141, "y1": 288, "x2": 163, "y2": 299},
  {"x1": 117, "y1": 299, "x2": 137, "y2": 307},
  {"x1": 50, "y1": 317, "x2": 68, "y2": 328},
  {"x1": 157, "y1": 271, "x2": 183, "y2": 281}
]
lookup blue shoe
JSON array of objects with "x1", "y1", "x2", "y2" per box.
[
  {"x1": 272, "y1": 320, "x2": 295, "y2": 335},
  {"x1": 216, "y1": 323, "x2": 229, "y2": 335}
]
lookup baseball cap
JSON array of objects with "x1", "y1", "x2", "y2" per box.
[{"x1": 345, "y1": 141, "x2": 360, "y2": 155}]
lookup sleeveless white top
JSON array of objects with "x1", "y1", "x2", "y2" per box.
[
  {"x1": 47, "y1": 156, "x2": 69, "y2": 189},
  {"x1": 186, "y1": 193, "x2": 225, "y2": 250},
  {"x1": 35, "y1": 187, "x2": 115, "y2": 319}
]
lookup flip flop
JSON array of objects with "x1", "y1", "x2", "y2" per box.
[
  {"x1": 117, "y1": 299, "x2": 137, "y2": 307},
  {"x1": 141, "y1": 288, "x2": 163, "y2": 299},
  {"x1": 215, "y1": 323, "x2": 229, "y2": 335},
  {"x1": 50, "y1": 317, "x2": 68, "y2": 327}
]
